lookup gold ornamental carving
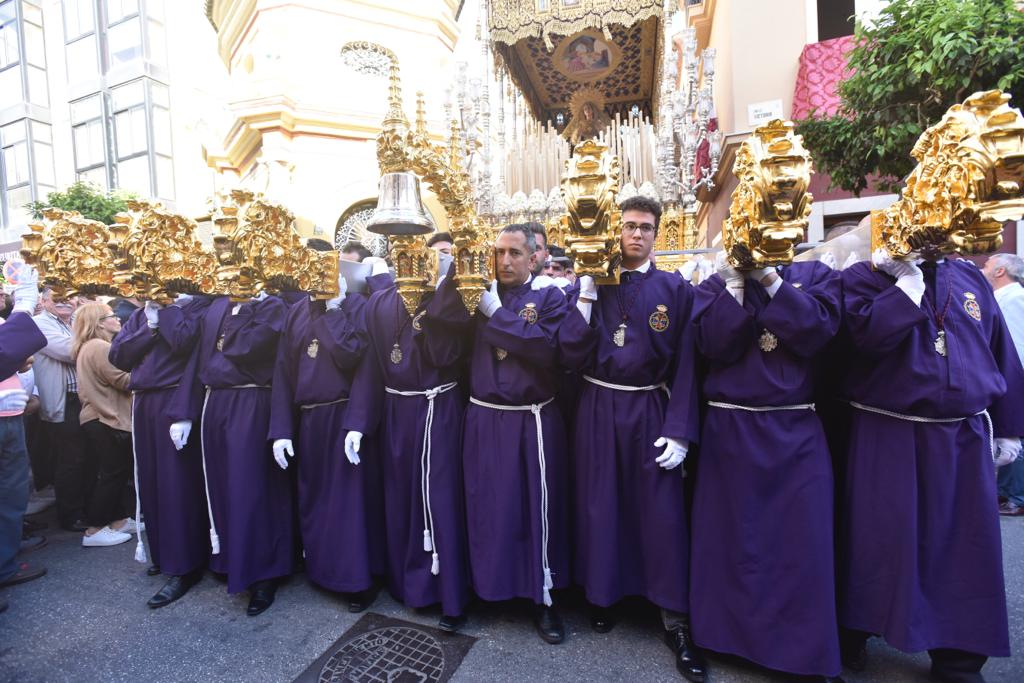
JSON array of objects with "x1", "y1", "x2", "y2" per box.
[
  {"x1": 107, "y1": 199, "x2": 217, "y2": 303},
  {"x1": 722, "y1": 119, "x2": 814, "y2": 270},
  {"x1": 872, "y1": 90, "x2": 1024, "y2": 258},
  {"x1": 374, "y1": 61, "x2": 490, "y2": 315},
  {"x1": 211, "y1": 189, "x2": 339, "y2": 301},
  {"x1": 21, "y1": 208, "x2": 117, "y2": 298},
  {"x1": 561, "y1": 138, "x2": 622, "y2": 284},
  {"x1": 488, "y1": 0, "x2": 662, "y2": 50}
]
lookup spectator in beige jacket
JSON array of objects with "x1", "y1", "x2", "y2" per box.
[{"x1": 72, "y1": 303, "x2": 135, "y2": 547}]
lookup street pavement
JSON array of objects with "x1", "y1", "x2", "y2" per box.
[{"x1": 2, "y1": 512, "x2": 1022, "y2": 683}]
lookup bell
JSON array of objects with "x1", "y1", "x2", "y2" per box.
[{"x1": 367, "y1": 172, "x2": 435, "y2": 235}]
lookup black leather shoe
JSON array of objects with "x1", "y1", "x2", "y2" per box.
[
  {"x1": 438, "y1": 613, "x2": 467, "y2": 633},
  {"x1": 590, "y1": 605, "x2": 615, "y2": 633},
  {"x1": 146, "y1": 569, "x2": 202, "y2": 609},
  {"x1": 346, "y1": 586, "x2": 379, "y2": 613},
  {"x1": 146, "y1": 564, "x2": 161, "y2": 577},
  {"x1": 840, "y1": 632, "x2": 868, "y2": 673},
  {"x1": 664, "y1": 626, "x2": 707, "y2": 682},
  {"x1": 246, "y1": 580, "x2": 277, "y2": 617},
  {"x1": 533, "y1": 605, "x2": 565, "y2": 644}
]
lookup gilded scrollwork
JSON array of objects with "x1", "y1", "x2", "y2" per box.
[
  {"x1": 722, "y1": 119, "x2": 814, "y2": 269},
  {"x1": 873, "y1": 90, "x2": 1024, "y2": 258}
]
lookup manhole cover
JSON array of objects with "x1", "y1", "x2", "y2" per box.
[
  {"x1": 295, "y1": 613, "x2": 476, "y2": 683},
  {"x1": 319, "y1": 626, "x2": 445, "y2": 682}
]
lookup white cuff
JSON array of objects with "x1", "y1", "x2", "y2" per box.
[
  {"x1": 576, "y1": 300, "x2": 592, "y2": 324},
  {"x1": 895, "y1": 276, "x2": 925, "y2": 307},
  {"x1": 765, "y1": 277, "x2": 783, "y2": 298}
]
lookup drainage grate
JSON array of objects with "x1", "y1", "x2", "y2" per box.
[{"x1": 295, "y1": 613, "x2": 476, "y2": 683}]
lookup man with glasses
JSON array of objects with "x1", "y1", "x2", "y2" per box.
[{"x1": 572, "y1": 196, "x2": 706, "y2": 681}]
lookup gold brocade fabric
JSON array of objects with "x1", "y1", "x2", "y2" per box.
[{"x1": 489, "y1": 0, "x2": 662, "y2": 49}]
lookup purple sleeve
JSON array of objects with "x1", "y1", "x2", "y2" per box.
[
  {"x1": 760, "y1": 262, "x2": 842, "y2": 358},
  {"x1": 556, "y1": 302, "x2": 596, "y2": 372},
  {"x1": 315, "y1": 295, "x2": 368, "y2": 371},
  {"x1": 155, "y1": 299, "x2": 209, "y2": 355},
  {"x1": 366, "y1": 272, "x2": 395, "y2": 293},
  {"x1": 481, "y1": 289, "x2": 566, "y2": 367},
  {"x1": 693, "y1": 274, "x2": 757, "y2": 364},
  {"x1": 342, "y1": 344, "x2": 384, "y2": 435},
  {"x1": 987, "y1": 293, "x2": 1024, "y2": 438},
  {"x1": 108, "y1": 307, "x2": 157, "y2": 372},
  {"x1": 221, "y1": 296, "x2": 286, "y2": 364},
  {"x1": 842, "y1": 262, "x2": 929, "y2": 354},
  {"x1": 0, "y1": 312, "x2": 47, "y2": 378},
  {"x1": 661, "y1": 280, "x2": 700, "y2": 443},
  {"x1": 268, "y1": 304, "x2": 301, "y2": 441},
  {"x1": 166, "y1": 339, "x2": 205, "y2": 423},
  {"x1": 416, "y1": 274, "x2": 470, "y2": 368}
]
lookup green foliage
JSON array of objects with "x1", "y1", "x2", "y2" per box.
[
  {"x1": 795, "y1": 0, "x2": 1024, "y2": 195},
  {"x1": 26, "y1": 181, "x2": 137, "y2": 225}
]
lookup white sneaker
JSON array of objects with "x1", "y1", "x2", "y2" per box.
[
  {"x1": 82, "y1": 527, "x2": 132, "y2": 547},
  {"x1": 116, "y1": 519, "x2": 144, "y2": 535}
]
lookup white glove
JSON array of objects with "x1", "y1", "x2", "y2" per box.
[
  {"x1": 0, "y1": 389, "x2": 29, "y2": 413},
  {"x1": 174, "y1": 293, "x2": 193, "y2": 304},
  {"x1": 715, "y1": 252, "x2": 745, "y2": 304},
  {"x1": 326, "y1": 274, "x2": 348, "y2": 310},
  {"x1": 653, "y1": 436, "x2": 688, "y2": 471},
  {"x1": 344, "y1": 430, "x2": 363, "y2": 465},
  {"x1": 577, "y1": 275, "x2": 597, "y2": 302},
  {"x1": 678, "y1": 260, "x2": 698, "y2": 282},
  {"x1": 842, "y1": 251, "x2": 860, "y2": 270},
  {"x1": 251, "y1": 291, "x2": 268, "y2": 302},
  {"x1": 819, "y1": 251, "x2": 837, "y2": 269},
  {"x1": 531, "y1": 275, "x2": 555, "y2": 290},
  {"x1": 872, "y1": 248, "x2": 925, "y2": 306},
  {"x1": 751, "y1": 266, "x2": 782, "y2": 297},
  {"x1": 995, "y1": 437, "x2": 1022, "y2": 467},
  {"x1": 144, "y1": 301, "x2": 162, "y2": 329},
  {"x1": 697, "y1": 258, "x2": 715, "y2": 284},
  {"x1": 477, "y1": 280, "x2": 501, "y2": 318},
  {"x1": 11, "y1": 265, "x2": 39, "y2": 314},
  {"x1": 272, "y1": 438, "x2": 294, "y2": 470},
  {"x1": 552, "y1": 276, "x2": 571, "y2": 289},
  {"x1": 169, "y1": 420, "x2": 192, "y2": 451},
  {"x1": 363, "y1": 256, "x2": 389, "y2": 276}
]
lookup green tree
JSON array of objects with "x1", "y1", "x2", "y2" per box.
[
  {"x1": 795, "y1": 0, "x2": 1024, "y2": 195},
  {"x1": 27, "y1": 181, "x2": 137, "y2": 225}
]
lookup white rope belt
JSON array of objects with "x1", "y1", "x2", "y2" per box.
[
  {"x1": 129, "y1": 394, "x2": 146, "y2": 565},
  {"x1": 849, "y1": 401, "x2": 995, "y2": 458},
  {"x1": 199, "y1": 388, "x2": 221, "y2": 555},
  {"x1": 708, "y1": 400, "x2": 815, "y2": 412},
  {"x1": 207, "y1": 384, "x2": 271, "y2": 390},
  {"x1": 386, "y1": 381, "x2": 458, "y2": 576},
  {"x1": 299, "y1": 396, "x2": 349, "y2": 410},
  {"x1": 583, "y1": 375, "x2": 671, "y2": 398},
  {"x1": 470, "y1": 395, "x2": 556, "y2": 606}
]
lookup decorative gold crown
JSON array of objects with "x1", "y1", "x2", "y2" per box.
[
  {"x1": 21, "y1": 208, "x2": 118, "y2": 298},
  {"x1": 873, "y1": 90, "x2": 1024, "y2": 257},
  {"x1": 722, "y1": 119, "x2": 814, "y2": 269},
  {"x1": 561, "y1": 138, "x2": 622, "y2": 283},
  {"x1": 107, "y1": 199, "x2": 217, "y2": 303},
  {"x1": 211, "y1": 189, "x2": 338, "y2": 301}
]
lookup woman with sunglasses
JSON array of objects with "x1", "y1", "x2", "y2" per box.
[{"x1": 72, "y1": 303, "x2": 135, "y2": 547}]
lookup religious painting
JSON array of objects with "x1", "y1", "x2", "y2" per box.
[{"x1": 553, "y1": 31, "x2": 620, "y2": 82}]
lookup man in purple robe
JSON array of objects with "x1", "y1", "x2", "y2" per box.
[
  {"x1": 425, "y1": 223, "x2": 590, "y2": 644},
  {"x1": 571, "y1": 196, "x2": 705, "y2": 681},
  {"x1": 268, "y1": 270, "x2": 387, "y2": 612},
  {"x1": 689, "y1": 252, "x2": 843, "y2": 682},
  {"x1": 109, "y1": 293, "x2": 213, "y2": 608},
  {"x1": 343, "y1": 260, "x2": 471, "y2": 632},
  {"x1": 189, "y1": 292, "x2": 294, "y2": 616},
  {"x1": 836, "y1": 249, "x2": 1024, "y2": 683}
]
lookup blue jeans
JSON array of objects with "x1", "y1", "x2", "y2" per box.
[
  {"x1": 998, "y1": 457, "x2": 1024, "y2": 507},
  {"x1": 0, "y1": 415, "x2": 29, "y2": 582}
]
